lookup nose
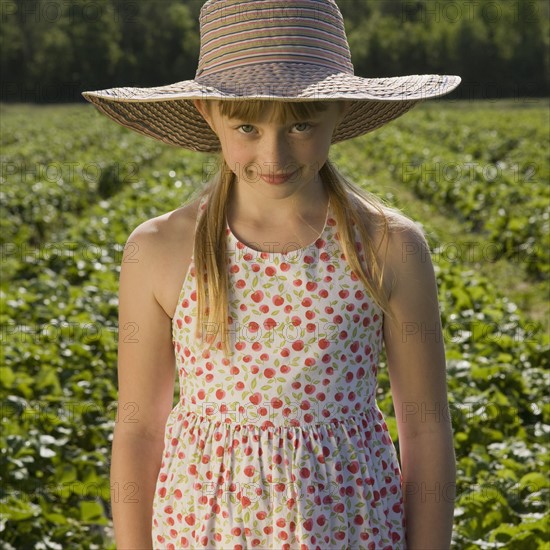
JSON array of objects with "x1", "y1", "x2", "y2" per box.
[{"x1": 258, "y1": 131, "x2": 295, "y2": 176}]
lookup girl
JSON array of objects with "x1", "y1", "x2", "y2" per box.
[{"x1": 83, "y1": 1, "x2": 460, "y2": 548}]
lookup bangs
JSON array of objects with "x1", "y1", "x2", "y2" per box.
[{"x1": 214, "y1": 100, "x2": 331, "y2": 123}]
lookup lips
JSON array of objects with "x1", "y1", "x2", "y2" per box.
[{"x1": 260, "y1": 169, "x2": 297, "y2": 184}]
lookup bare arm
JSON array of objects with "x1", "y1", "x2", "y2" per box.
[
  {"x1": 383, "y1": 223, "x2": 456, "y2": 550},
  {"x1": 111, "y1": 223, "x2": 177, "y2": 549}
]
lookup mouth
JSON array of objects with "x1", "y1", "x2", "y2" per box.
[{"x1": 260, "y1": 169, "x2": 298, "y2": 185}]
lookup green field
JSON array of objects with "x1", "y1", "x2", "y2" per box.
[{"x1": 1, "y1": 99, "x2": 548, "y2": 549}]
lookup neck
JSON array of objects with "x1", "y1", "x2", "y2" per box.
[{"x1": 227, "y1": 175, "x2": 329, "y2": 225}]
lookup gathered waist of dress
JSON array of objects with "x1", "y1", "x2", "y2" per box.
[{"x1": 170, "y1": 398, "x2": 385, "y2": 432}]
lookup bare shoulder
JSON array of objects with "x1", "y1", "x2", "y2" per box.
[
  {"x1": 128, "y1": 195, "x2": 202, "y2": 245},
  {"x1": 351, "y1": 193, "x2": 431, "y2": 299},
  {"x1": 123, "y1": 195, "x2": 205, "y2": 317}
]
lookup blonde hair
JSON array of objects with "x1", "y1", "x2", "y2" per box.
[{"x1": 192, "y1": 99, "x2": 409, "y2": 358}]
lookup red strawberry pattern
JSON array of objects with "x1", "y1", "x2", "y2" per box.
[{"x1": 152, "y1": 195, "x2": 407, "y2": 549}]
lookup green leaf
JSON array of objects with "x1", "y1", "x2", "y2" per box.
[
  {"x1": 79, "y1": 501, "x2": 108, "y2": 524},
  {"x1": 0, "y1": 367, "x2": 15, "y2": 388},
  {"x1": 35, "y1": 367, "x2": 62, "y2": 393},
  {"x1": 43, "y1": 512, "x2": 69, "y2": 524},
  {"x1": 519, "y1": 472, "x2": 550, "y2": 491},
  {"x1": 0, "y1": 496, "x2": 40, "y2": 521}
]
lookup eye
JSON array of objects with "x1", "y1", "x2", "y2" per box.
[
  {"x1": 237, "y1": 124, "x2": 255, "y2": 134},
  {"x1": 293, "y1": 122, "x2": 312, "y2": 132},
  {"x1": 235, "y1": 122, "x2": 313, "y2": 135}
]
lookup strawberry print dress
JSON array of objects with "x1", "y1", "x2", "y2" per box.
[{"x1": 152, "y1": 194, "x2": 407, "y2": 550}]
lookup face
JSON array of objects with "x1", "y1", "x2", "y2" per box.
[{"x1": 193, "y1": 99, "x2": 349, "y2": 196}]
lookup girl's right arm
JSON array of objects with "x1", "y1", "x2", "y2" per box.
[{"x1": 111, "y1": 221, "x2": 177, "y2": 549}]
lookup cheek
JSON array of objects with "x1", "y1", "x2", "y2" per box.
[
  {"x1": 302, "y1": 136, "x2": 332, "y2": 163},
  {"x1": 221, "y1": 142, "x2": 255, "y2": 176},
  {"x1": 220, "y1": 137, "x2": 245, "y2": 160}
]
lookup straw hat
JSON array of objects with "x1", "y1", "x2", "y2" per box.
[{"x1": 81, "y1": 0, "x2": 461, "y2": 153}]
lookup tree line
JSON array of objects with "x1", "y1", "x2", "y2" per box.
[{"x1": 1, "y1": 0, "x2": 548, "y2": 103}]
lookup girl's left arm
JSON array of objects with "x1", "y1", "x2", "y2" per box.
[{"x1": 382, "y1": 222, "x2": 456, "y2": 550}]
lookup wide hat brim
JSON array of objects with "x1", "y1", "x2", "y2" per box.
[{"x1": 82, "y1": 63, "x2": 461, "y2": 153}]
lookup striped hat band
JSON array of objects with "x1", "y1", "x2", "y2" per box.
[{"x1": 196, "y1": 0, "x2": 354, "y2": 78}]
